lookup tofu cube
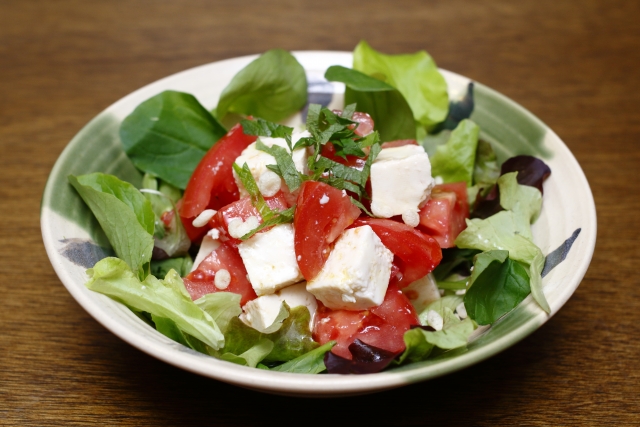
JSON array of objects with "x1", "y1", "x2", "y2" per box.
[
  {"x1": 237, "y1": 224, "x2": 304, "y2": 296},
  {"x1": 306, "y1": 225, "x2": 393, "y2": 310},
  {"x1": 233, "y1": 131, "x2": 309, "y2": 196},
  {"x1": 370, "y1": 145, "x2": 435, "y2": 219},
  {"x1": 239, "y1": 282, "x2": 317, "y2": 333}
]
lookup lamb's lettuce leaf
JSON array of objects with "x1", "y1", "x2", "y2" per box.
[
  {"x1": 69, "y1": 173, "x2": 155, "y2": 279},
  {"x1": 216, "y1": 49, "x2": 307, "y2": 123},
  {"x1": 430, "y1": 119, "x2": 480, "y2": 186},
  {"x1": 120, "y1": 90, "x2": 227, "y2": 189},
  {"x1": 86, "y1": 258, "x2": 224, "y2": 349},
  {"x1": 352, "y1": 41, "x2": 449, "y2": 131}
]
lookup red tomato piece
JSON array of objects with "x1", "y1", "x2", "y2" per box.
[
  {"x1": 183, "y1": 242, "x2": 257, "y2": 306},
  {"x1": 212, "y1": 191, "x2": 290, "y2": 246},
  {"x1": 418, "y1": 182, "x2": 469, "y2": 248},
  {"x1": 352, "y1": 218, "x2": 442, "y2": 288},
  {"x1": 294, "y1": 181, "x2": 362, "y2": 281},
  {"x1": 179, "y1": 124, "x2": 257, "y2": 240},
  {"x1": 320, "y1": 142, "x2": 366, "y2": 169},
  {"x1": 313, "y1": 285, "x2": 419, "y2": 359},
  {"x1": 331, "y1": 110, "x2": 375, "y2": 137}
]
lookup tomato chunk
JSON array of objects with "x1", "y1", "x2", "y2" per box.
[
  {"x1": 212, "y1": 191, "x2": 290, "y2": 246},
  {"x1": 183, "y1": 242, "x2": 257, "y2": 305},
  {"x1": 294, "y1": 181, "x2": 362, "y2": 281},
  {"x1": 179, "y1": 124, "x2": 257, "y2": 240},
  {"x1": 352, "y1": 218, "x2": 442, "y2": 288},
  {"x1": 313, "y1": 285, "x2": 419, "y2": 359},
  {"x1": 418, "y1": 182, "x2": 469, "y2": 248}
]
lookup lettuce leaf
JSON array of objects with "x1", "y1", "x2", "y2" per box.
[
  {"x1": 86, "y1": 258, "x2": 224, "y2": 349},
  {"x1": 455, "y1": 211, "x2": 551, "y2": 313},
  {"x1": 270, "y1": 341, "x2": 335, "y2": 374},
  {"x1": 430, "y1": 119, "x2": 480, "y2": 186},
  {"x1": 69, "y1": 173, "x2": 155, "y2": 279},
  {"x1": 217, "y1": 306, "x2": 318, "y2": 365},
  {"x1": 195, "y1": 292, "x2": 243, "y2": 334},
  {"x1": 120, "y1": 90, "x2": 227, "y2": 189},
  {"x1": 324, "y1": 65, "x2": 416, "y2": 141},
  {"x1": 353, "y1": 40, "x2": 449, "y2": 131},
  {"x1": 216, "y1": 49, "x2": 307, "y2": 122},
  {"x1": 464, "y1": 250, "x2": 531, "y2": 325}
]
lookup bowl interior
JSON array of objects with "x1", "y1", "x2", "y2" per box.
[{"x1": 41, "y1": 51, "x2": 596, "y2": 396}]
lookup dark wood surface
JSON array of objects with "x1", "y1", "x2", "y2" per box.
[{"x1": 2, "y1": 0, "x2": 639, "y2": 425}]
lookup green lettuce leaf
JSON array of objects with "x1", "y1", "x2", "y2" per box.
[
  {"x1": 397, "y1": 328, "x2": 434, "y2": 364},
  {"x1": 270, "y1": 341, "x2": 336, "y2": 374},
  {"x1": 352, "y1": 40, "x2": 449, "y2": 130},
  {"x1": 216, "y1": 49, "x2": 307, "y2": 122},
  {"x1": 430, "y1": 119, "x2": 480, "y2": 186},
  {"x1": 324, "y1": 65, "x2": 416, "y2": 141},
  {"x1": 86, "y1": 258, "x2": 224, "y2": 349},
  {"x1": 195, "y1": 292, "x2": 243, "y2": 334},
  {"x1": 151, "y1": 315, "x2": 210, "y2": 354},
  {"x1": 498, "y1": 172, "x2": 543, "y2": 235},
  {"x1": 218, "y1": 306, "x2": 318, "y2": 364},
  {"x1": 150, "y1": 256, "x2": 193, "y2": 279},
  {"x1": 120, "y1": 90, "x2": 227, "y2": 189},
  {"x1": 457, "y1": 214, "x2": 549, "y2": 315},
  {"x1": 140, "y1": 174, "x2": 190, "y2": 258},
  {"x1": 69, "y1": 173, "x2": 155, "y2": 279},
  {"x1": 464, "y1": 250, "x2": 531, "y2": 325},
  {"x1": 219, "y1": 338, "x2": 274, "y2": 368}
]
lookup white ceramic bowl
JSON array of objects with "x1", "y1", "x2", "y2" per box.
[{"x1": 41, "y1": 51, "x2": 596, "y2": 396}]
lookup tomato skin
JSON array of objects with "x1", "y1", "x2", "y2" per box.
[
  {"x1": 418, "y1": 182, "x2": 469, "y2": 248},
  {"x1": 183, "y1": 242, "x2": 257, "y2": 305},
  {"x1": 320, "y1": 142, "x2": 367, "y2": 169},
  {"x1": 212, "y1": 191, "x2": 290, "y2": 246},
  {"x1": 294, "y1": 181, "x2": 362, "y2": 281},
  {"x1": 352, "y1": 218, "x2": 442, "y2": 288},
  {"x1": 179, "y1": 124, "x2": 257, "y2": 221},
  {"x1": 313, "y1": 285, "x2": 419, "y2": 359}
]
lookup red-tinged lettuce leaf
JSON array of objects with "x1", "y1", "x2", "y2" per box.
[
  {"x1": 472, "y1": 155, "x2": 551, "y2": 219},
  {"x1": 500, "y1": 155, "x2": 551, "y2": 194},
  {"x1": 324, "y1": 339, "x2": 400, "y2": 374}
]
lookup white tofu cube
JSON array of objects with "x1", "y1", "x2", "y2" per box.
[
  {"x1": 401, "y1": 273, "x2": 441, "y2": 313},
  {"x1": 239, "y1": 293, "x2": 286, "y2": 334},
  {"x1": 237, "y1": 224, "x2": 304, "y2": 296},
  {"x1": 370, "y1": 145, "x2": 435, "y2": 219},
  {"x1": 239, "y1": 282, "x2": 318, "y2": 333},
  {"x1": 233, "y1": 131, "x2": 309, "y2": 196},
  {"x1": 306, "y1": 225, "x2": 393, "y2": 310},
  {"x1": 279, "y1": 282, "x2": 318, "y2": 326}
]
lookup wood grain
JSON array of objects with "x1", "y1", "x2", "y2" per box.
[{"x1": 1, "y1": 0, "x2": 639, "y2": 425}]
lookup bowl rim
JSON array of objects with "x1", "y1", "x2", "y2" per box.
[{"x1": 41, "y1": 50, "x2": 597, "y2": 396}]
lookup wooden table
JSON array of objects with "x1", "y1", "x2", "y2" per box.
[{"x1": 2, "y1": 0, "x2": 639, "y2": 424}]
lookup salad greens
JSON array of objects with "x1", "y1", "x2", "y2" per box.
[
  {"x1": 69, "y1": 42, "x2": 553, "y2": 375},
  {"x1": 120, "y1": 91, "x2": 227, "y2": 190},
  {"x1": 215, "y1": 49, "x2": 307, "y2": 123}
]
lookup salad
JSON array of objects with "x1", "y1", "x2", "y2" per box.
[{"x1": 69, "y1": 41, "x2": 552, "y2": 375}]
